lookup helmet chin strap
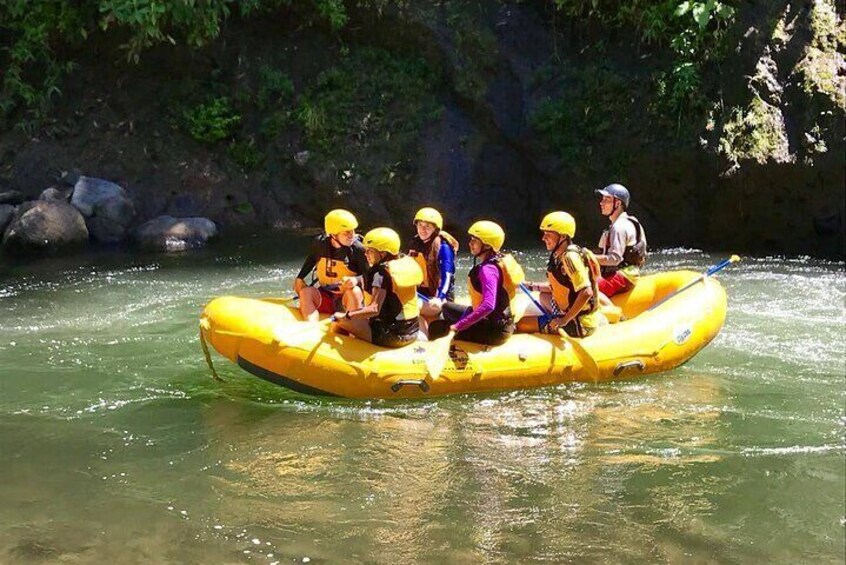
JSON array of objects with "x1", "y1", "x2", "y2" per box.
[
  {"x1": 602, "y1": 199, "x2": 622, "y2": 218},
  {"x1": 549, "y1": 234, "x2": 568, "y2": 258}
]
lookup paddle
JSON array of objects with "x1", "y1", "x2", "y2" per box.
[
  {"x1": 646, "y1": 254, "x2": 740, "y2": 312},
  {"x1": 557, "y1": 328, "x2": 599, "y2": 380},
  {"x1": 425, "y1": 330, "x2": 455, "y2": 380},
  {"x1": 517, "y1": 283, "x2": 600, "y2": 377},
  {"x1": 517, "y1": 283, "x2": 553, "y2": 328}
]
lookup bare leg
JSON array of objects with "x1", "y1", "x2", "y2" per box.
[
  {"x1": 420, "y1": 300, "x2": 442, "y2": 319},
  {"x1": 298, "y1": 287, "x2": 322, "y2": 322},
  {"x1": 335, "y1": 317, "x2": 373, "y2": 342},
  {"x1": 516, "y1": 292, "x2": 555, "y2": 334},
  {"x1": 516, "y1": 316, "x2": 542, "y2": 333},
  {"x1": 342, "y1": 287, "x2": 364, "y2": 311}
]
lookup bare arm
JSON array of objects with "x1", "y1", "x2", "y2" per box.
[{"x1": 344, "y1": 287, "x2": 386, "y2": 320}]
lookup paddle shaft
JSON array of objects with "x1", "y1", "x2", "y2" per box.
[
  {"x1": 646, "y1": 255, "x2": 739, "y2": 312},
  {"x1": 518, "y1": 283, "x2": 554, "y2": 327}
]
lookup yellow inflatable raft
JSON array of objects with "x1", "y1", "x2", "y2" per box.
[{"x1": 199, "y1": 270, "x2": 727, "y2": 399}]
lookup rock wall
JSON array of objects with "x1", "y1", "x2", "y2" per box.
[{"x1": 0, "y1": 0, "x2": 842, "y2": 258}]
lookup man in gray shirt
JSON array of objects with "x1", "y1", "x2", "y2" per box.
[{"x1": 594, "y1": 183, "x2": 647, "y2": 297}]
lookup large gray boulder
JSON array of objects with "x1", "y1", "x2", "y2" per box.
[
  {"x1": 132, "y1": 215, "x2": 218, "y2": 251},
  {"x1": 40, "y1": 187, "x2": 72, "y2": 202},
  {"x1": 2, "y1": 201, "x2": 89, "y2": 256},
  {"x1": 70, "y1": 176, "x2": 135, "y2": 243},
  {"x1": 70, "y1": 176, "x2": 127, "y2": 217},
  {"x1": 0, "y1": 204, "x2": 15, "y2": 236},
  {"x1": 88, "y1": 195, "x2": 136, "y2": 244}
]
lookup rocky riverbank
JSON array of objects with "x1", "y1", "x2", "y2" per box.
[{"x1": 1, "y1": 0, "x2": 843, "y2": 260}]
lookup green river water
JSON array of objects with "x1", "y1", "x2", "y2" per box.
[{"x1": 0, "y1": 238, "x2": 843, "y2": 564}]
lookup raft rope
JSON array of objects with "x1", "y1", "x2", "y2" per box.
[{"x1": 199, "y1": 319, "x2": 225, "y2": 382}]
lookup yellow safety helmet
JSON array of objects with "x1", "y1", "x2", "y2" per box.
[
  {"x1": 467, "y1": 220, "x2": 505, "y2": 252},
  {"x1": 539, "y1": 211, "x2": 576, "y2": 238},
  {"x1": 363, "y1": 227, "x2": 401, "y2": 255},
  {"x1": 324, "y1": 209, "x2": 358, "y2": 235},
  {"x1": 413, "y1": 207, "x2": 443, "y2": 230}
]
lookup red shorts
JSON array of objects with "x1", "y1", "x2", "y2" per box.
[
  {"x1": 316, "y1": 287, "x2": 342, "y2": 314},
  {"x1": 598, "y1": 272, "x2": 634, "y2": 297}
]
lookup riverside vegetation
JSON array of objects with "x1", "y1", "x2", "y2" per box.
[{"x1": 0, "y1": 0, "x2": 843, "y2": 257}]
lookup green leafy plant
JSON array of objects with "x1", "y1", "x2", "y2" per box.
[
  {"x1": 530, "y1": 64, "x2": 629, "y2": 164},
  {"x1": 257, "y1": 66, "x2": 295, "y2": 109},
  {"x1": 295, "y1": 48, "x2": 438, "y2": 153},
  {"x1": 228, "y1": 138, "x2": 264, "y2": 170},
  {"x1": 184, "y1": 97, "x2": 241, "y2": 144},
  {"x1": 0, "y1": 0, "x2": 376, "y2": 128},
  {"x1": 552, "y1": 0, "x2": 736, "y2": 120}
]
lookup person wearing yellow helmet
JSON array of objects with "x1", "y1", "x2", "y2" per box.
[
  {"x1": 408, "y1": 207, "x2": 459, "y2": 311},
  {"x1": 333, "y1": 227, "x2": 424, "y2": 348},
  {"x1": 595, "y1": 183, "x2": 648, "y2": 297},
  {"x1": 517, "y1": 211, "x2": 604, "y2": 337},
  {"x1": 294, "y1": 209, "x2": 368, "y2": 322},
  {"x1": 428, "y1": 220, "x2": 524, "y2": 346}
]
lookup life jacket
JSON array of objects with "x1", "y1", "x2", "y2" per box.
[
  {"x1": 314, "y1": 236, "x2": 365, "y2": 287},
  {"x1": 468, "y1": 253, "x2": 525, "y2": 323},
  {"x1": 408, "y1": 230, "x2": 459, "y2": 297},
  {"x1": 546, "y1": 245, "x2": 601, "y2": 316},
  {"x1": 369, "y1": 255, "x2": 424, "y2": 323},
  {"x1": 599, "y1": 215, "x2": 647, "y2": 277}
]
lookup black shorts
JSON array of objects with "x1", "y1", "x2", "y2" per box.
[
  {"x1": 370, "y1": 318, "x2": 418, "y2": 349},
  {"x1": 429, "y1": 302, "x2": 514, "y2": 346}
]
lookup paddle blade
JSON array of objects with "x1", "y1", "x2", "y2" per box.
[
  {"x1": 558, "y1": 329, "x2": 600, "y2": 381},
  {"x1": 274, "y1": 317, "x2": 334, "y2": 348},
  {"x1": 425, "y1": 330, "x2": 455, "y2": 380}
]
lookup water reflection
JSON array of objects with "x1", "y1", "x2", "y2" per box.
[{"x1": 196, "y1": 373, "x2": 740, "y2": 562}]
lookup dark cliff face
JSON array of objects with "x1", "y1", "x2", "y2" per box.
[{"x1": 0, "y1": 0, "x2": 843, "y2": 257}]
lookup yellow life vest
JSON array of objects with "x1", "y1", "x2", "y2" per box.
[
  {"x1": 468, "y1": 253, "x2": 526, "y2": 311},
  {"x1": 410, "y1": 230, "x2": 459, "y2": 292},
  {"x1": 315, "y1": 256, "x2": 359, "y2": 287},
  {"x1": 376, "y1": 255, "x2": 424, "y2": 321},
  {"x1": 546, "y1": 245, "x2": 600, "y2": 315}
]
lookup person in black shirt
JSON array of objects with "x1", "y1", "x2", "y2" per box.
[{"x1": 293, "y1": 209, "x2": 369, "y2": 322}]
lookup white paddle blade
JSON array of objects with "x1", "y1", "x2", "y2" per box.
[
  {"x1": 274, "y1": 317, "x2": 334, "y2": 348},
  {"x1": 425, "y1": 330, "x2": 455, "y2": 380},
  {"x1": 558, "y1": 329, "x2": 600, "y2": 380}
]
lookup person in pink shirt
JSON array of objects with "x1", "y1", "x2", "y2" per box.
[{"x1": 428, "y1": 221, "x2": 518, "y2": 346}]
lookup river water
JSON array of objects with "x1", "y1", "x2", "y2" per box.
[{"x1": 0, "y1": 238, "x2": 843, "y2": 563}]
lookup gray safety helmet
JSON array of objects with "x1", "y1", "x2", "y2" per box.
[{"x1": 595, "y1": 183, "x2": 630, "y2": 208}]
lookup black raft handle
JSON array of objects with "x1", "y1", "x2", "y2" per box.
[
  {"x1": 613, "y1": 359, "x2": 646, "y2": 377},
  {"x1": 390, "y1": 379, "x2": 430, "y2": 393}
]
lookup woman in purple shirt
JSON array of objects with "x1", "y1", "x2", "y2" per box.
[{"x1": 428, "y1": 221, "x2": 516, "y2": 346}]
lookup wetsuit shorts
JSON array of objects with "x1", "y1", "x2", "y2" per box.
[{"x1": 370, "y1": 318, "x2": 418, "y2": 349}]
